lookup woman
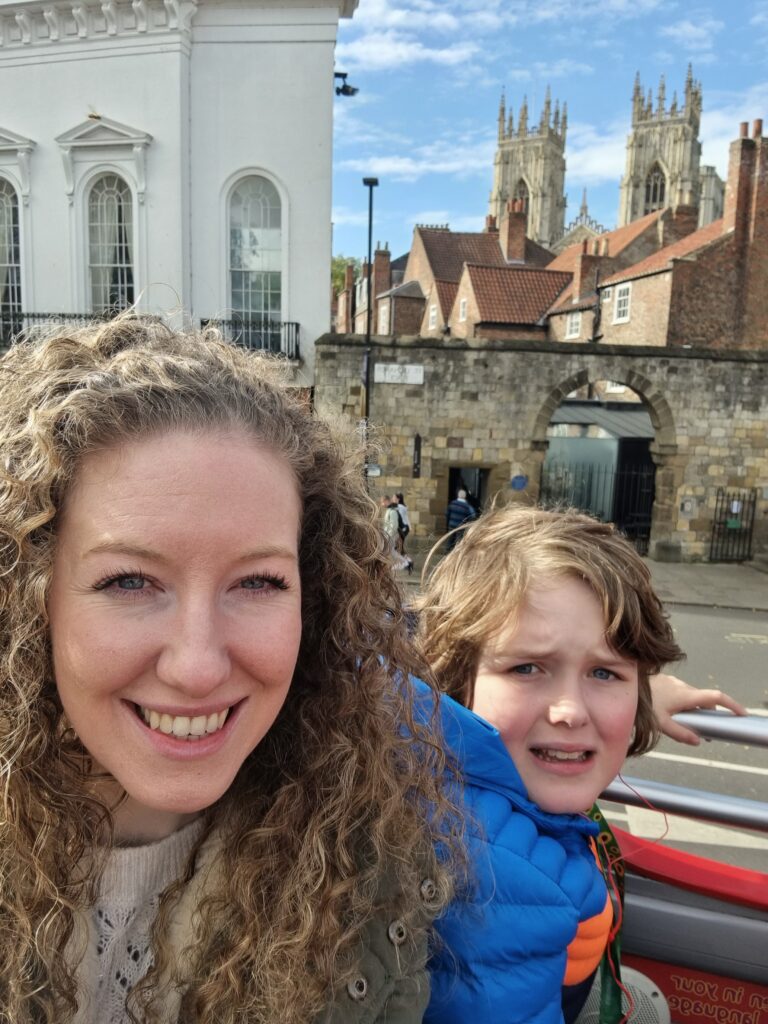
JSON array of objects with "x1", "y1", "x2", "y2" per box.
[{"x1": 0, "y1": 317, "x2": 455, "y2": 1024}]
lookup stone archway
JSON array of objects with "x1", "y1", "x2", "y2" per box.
[{"x1": 529, "y1": 366, "x2": 681, "y2": 557}]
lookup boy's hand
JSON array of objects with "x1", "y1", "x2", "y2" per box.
[{"x1": 650, "y1": 673, "x2": 748, "y2": 746}]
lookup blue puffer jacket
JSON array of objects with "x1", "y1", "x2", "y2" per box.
[{"x1": 424, "y1": 687, "x2": 607, "y2": 1024}]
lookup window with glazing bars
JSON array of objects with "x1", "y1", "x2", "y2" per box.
[
  {"x1": 0, "y1": 178, "x2": 22, "y2": 341},
  {"x1": 88, "y1": 174, "x2": 134, "y2": 313},
  {"x1": 229, "y1": 177, "x2": 282, "y2": 349}
]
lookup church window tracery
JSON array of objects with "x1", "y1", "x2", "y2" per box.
[{"x1": 644, "y1": 163, "x2": 666, "y2": 215}]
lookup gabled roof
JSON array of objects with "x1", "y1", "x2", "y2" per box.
[
  {"x1": 464, "y1": 264, "x2": 572, "y2": 325},
  {"x1": 547, "y1": 209, "x2": 664, "y2": 273},
  {"x1": 548, "y1": 290, "x2": 597, "y2": 315},
  {"x1": 602, "y1": 219, "x2": 728, "y2": 286},
  {"x1": 416, "y1": 226, "x2": 553, "y2": 283},
  {"x1": 434, "y1": 281, "x2": 459, "y2": 321},
  {"x1": 418, "y1": 228, "x2": 507, "y2": 282}
]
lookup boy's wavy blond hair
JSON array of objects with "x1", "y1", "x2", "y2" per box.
[
  {"x1": 416, "y1": 505, "x2": 684, "y2": 755},
  {"x1": 0, "y1": 316, "x2": 457, "y2": 1023}
]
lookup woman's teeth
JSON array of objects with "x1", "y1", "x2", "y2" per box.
[
  {"x1": 534, "y1": 748, "x2": 589, "y2": 763},
  {"x1": 137, "y1": 706, "x2": 230, "y2": 739}
]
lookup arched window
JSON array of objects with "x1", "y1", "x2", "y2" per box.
[
  {"x1": 644, "y1": 163, "x2": 666, "y2": 215},
  {"x1": 88, "y1": 174, "x2": 134, "y2": 313},
  {"x1": 512, "y1": 178, "x2": 530, "y2": 232},
  {"x1": 512, "y1": 178, "x2": 530, "y2": 214},
  {"x1": 0, "y1": 178, "x2": 22, "y2": 341},
  {"x1": 229, "y1": 176, "x2": 282, "y2": 350}
]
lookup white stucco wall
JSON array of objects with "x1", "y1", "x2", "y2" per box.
[{"x1": 0, "y1": 0, "x2": 355, "y2": 382}]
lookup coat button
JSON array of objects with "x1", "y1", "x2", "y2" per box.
[
  {"x1": 347, "y1": 976, "x2": 368, "y2": 1001},
  {"x1": 419, "y1": 877, "x2": 437, "y2": 902},
  {"x1": 387, "y1": 919, "x2": 408, "y2": 946}
]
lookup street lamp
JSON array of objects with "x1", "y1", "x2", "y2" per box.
[{"x1": 362, "y1": 177, "x2": 378, "y2": 480}]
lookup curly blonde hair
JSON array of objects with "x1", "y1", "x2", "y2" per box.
[
  {"x1": 416, "y1": 505, "x2": 684, "y2": 756},
  {"x1": 0, "y1": 316, "x2": 456, "y2": 1023}
]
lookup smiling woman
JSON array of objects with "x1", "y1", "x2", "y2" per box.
[{"x1": 0, "y1": 317, "x2": 457, "y2": 1024}]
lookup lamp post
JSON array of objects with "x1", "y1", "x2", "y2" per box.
[{"x1": 362, "y1": 176, "x2": 378, "y2": 480}]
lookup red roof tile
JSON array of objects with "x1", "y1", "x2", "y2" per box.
[
  {"x1": 434, "y1": 281, "x2": 458, "y2": 321},
  {"x1": 417, "y1": 227, "x2": 554, "y2": 282},
  {"x1": 547, "y1": 210, "x2": 664, "y2": 273},
  {"x1": 601, "y1": 219, "x2": 729, "y2": 286},
  {"x1": 419, "y1": 228, "x2": 506, "y2": 282},
  {"x1": 465, "y1": 264, "x2": 572, "y2": 324}
]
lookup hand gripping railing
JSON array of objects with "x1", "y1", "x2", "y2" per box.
[{"x1": 602, "y1": 709, "x2": 768, "y2": 834}]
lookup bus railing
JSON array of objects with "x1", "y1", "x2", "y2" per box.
[{"x1": 603, "y1": 709, "x2": 768, "y2": 833}]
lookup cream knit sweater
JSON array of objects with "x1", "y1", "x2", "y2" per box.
[{"x1": 73, "y1": 817, "x2": 206, "y2": 1024}]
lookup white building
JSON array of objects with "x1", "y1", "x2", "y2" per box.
[{"x1": 0, "y1": 0, "x2": 356, "y2": 383}]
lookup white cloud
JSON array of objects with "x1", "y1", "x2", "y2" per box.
[
  {"x1": 564, "y1": 119, "x2": 628, "y2": 187},
  {"x1": 332, "y1": 207, "x2": 371, "y2": 228},
  {"x1": 336, "y1": 29, "x2": 479, "y2": 71},
  {"x1": 699, "y1": 81, "x2": 768, "y2": 176},
  {"x1": 659, "y1": 17, "x2": 724, "y2": 53},
  {"x1": 506, "y1": 58, "x2": 593, "y2": 82}
]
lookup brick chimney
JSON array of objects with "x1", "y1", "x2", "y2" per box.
[
  {"x1": 737, "y1": 120, "x2": 768, "y2": 345},
  {"x1": 344, "y1": 261, "x2": 355, "y2": 291},
  {"x1": 663, "y1": 205, "x2": 699, "y2": 245},
  {"x1": 724, "y1": 121, "x2": 759, "y2": 247},
  {"x1": 572, "y1": 245, "x2": 604, "y2": 301},
  {"x1": 499, "y1": 199, "x2": 527, "y2": 261},
  {"x1": 485, "y1": 214, "x2": 498, "y2": 233},
  {"x1": 372, "y1": 244, "x2": 391, "y2": 297}
]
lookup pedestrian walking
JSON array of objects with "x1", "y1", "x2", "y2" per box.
[
  {"x1": 445, "y1": 488, "x2": 477, "y2": 549},
  {"x1": 394, "y1": 492, "x2": 411, "y2": 556}
]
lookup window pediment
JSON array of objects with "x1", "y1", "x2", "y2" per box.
[
  {"x1": 0, "y1": 126, "x2": 35, "y2": 203},
  {"x1": 55, "y1": 117, "x2": 152, "y2": 203}
]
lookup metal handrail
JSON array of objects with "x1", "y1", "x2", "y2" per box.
[
  {"x1": 602, "y1": 775, "x2": 768, "y2": 833},
  {"x1": 670, "y1": 708, "x2": 768, "y2": 746},
  {"x1": 603, "y1": 711, "x2": 768, "y2": 834}
]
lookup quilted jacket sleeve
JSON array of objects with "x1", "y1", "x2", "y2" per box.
[{"x1": 425, "y1": 793, "x2": 607, "y2": 1024}]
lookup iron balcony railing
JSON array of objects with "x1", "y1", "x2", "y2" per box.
[
  {"x1": 200, "y1": 318, "x2": 300, "y2": 360},
  {"x1": 0, "y1": 311, "x2": 117, "y2": 346},
  {"x1": 1, "y1": 313, "x2": 301, "y2": 362}
]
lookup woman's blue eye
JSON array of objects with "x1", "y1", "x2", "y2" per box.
[
  {"x1": 241, "y1": 577, "x2": 267, "y2": 590},
  {"x1": 511, "y1": 663, "x2": 536, "y2": 675},
  {"x1": 117, "y1": 576, "x2": 146, "y2": 590}
]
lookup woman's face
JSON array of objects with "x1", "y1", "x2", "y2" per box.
[{"x1": 48, "y1": 429, "x2": 303, "y2": 841}]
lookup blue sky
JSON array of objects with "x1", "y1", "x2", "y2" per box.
[{"x1": 331, "y1": 0, "x2": 768, "y2": 261}]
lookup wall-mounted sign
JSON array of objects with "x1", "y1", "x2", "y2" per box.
[
  {"x1": 510, "y1": 475, "x2": 528, "y2": 491},
  {"x1": 373, "y1": 363, "x2": 424, "y2": 385}
]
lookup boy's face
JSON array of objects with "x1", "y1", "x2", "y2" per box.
[{"x1": 472, "y1": 577, "x2": 638, "y2": 814}]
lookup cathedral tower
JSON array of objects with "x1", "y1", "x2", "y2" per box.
[
  {"x1": 618, "y1": 66, "x2": 714, "y2": 226},
  {"x1": 489, "y1": 87, "x2": 566, "y2": 250}
]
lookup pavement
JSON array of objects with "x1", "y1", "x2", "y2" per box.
[{"x1": 397, "y1": 544, "x2": 768, "y2": 613}]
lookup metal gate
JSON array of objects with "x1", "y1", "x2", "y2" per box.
[
  {"x1": 709, "y1": 488, "x2": 757, "y2": 562},
  {"x1": 540, "y1": 461, "x2": 655, "y2": 554}
]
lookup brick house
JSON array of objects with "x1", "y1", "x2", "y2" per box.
[
  {"x1": 545, "y1": 206, "x2": 699, "y2": 343},
  {"x1": 592, "y1": 119, "x2": 768, "y2": 350},
  {"x1": 407, "y1": 202, "x2": 553, "y2": 337},
  {"x1": 448, "y1": 264, "x2": 571, "y2": 340}
]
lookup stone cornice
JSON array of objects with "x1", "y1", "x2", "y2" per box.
[
  {"x1": 55, "y1": 116, "x2": 152, "y2": 203},
  {"x1": 0, "y1": 0, "x2": 196, "y2": 48},
  {"x1": 0, "y1": 125, "x2": 35, "y2": 202}
]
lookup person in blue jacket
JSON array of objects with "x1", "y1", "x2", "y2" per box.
[{"x1": 416, "y1": 506, "x2": 685, "y2": 1024}]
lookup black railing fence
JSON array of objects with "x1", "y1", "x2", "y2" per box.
[
  {"x1": 540, "y1": 460, "x2": 656, "y2": 554},
  {"x1": 0, "y1": 313, "x2": 300, "y2": 361},
  {"x1": 0, "y1": 311, "x2": 117, "y2": 346},
  {"x1": 709, "y1": 487, "x2": 757, "y2": 562},
  {"x1": 201, "y1": 318, "x2": 300, "y2": 360}
]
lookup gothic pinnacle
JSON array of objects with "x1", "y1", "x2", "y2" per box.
[{"x1": 498, "y1": 89, "x2": 506, "y2": 140}]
